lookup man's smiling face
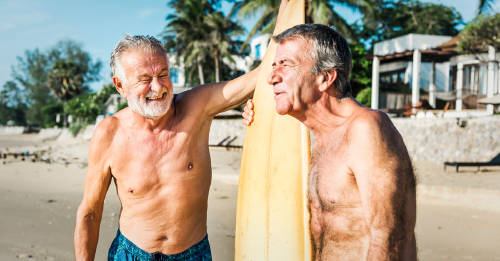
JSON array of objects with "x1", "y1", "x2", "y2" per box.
[{"x1": 118, "y1": 48, "x2": 173, "y2": 119}]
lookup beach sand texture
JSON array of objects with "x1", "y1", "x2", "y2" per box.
[{"x1": 1, "y1": 134, "x2": 500, "y2": 261}]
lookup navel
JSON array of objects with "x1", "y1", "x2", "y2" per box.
[
  {"x1": 187, "y1": 162, "x2": 194, "y2": 170},
  {"x1": 128, "y1": 188, "x2": 134, "y2": 194}
]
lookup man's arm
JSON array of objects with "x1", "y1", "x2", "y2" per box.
[
  {"x1": 348, "y1": 112, "x2": 415, "y2": 260},
  {"x1": 74, "y1": 119, "x2": 115, "y2": 261},
  {"x1": 183, "y1": 65, "x2": 262, "y2": 118}
]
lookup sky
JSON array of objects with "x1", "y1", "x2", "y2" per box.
[{"x1": 0, "y1": 0, "x2": 499, "y2": 92}]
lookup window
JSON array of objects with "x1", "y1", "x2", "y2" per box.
[
  {"x1": 255, "y1": 44, "x2": 261, "y2": 59},
  {"x1": 380, "y1": 69, "x2": 408, "y2": 93},
  {"x1": 170, "y1": 68, "x2": 179, "y2": 84}
]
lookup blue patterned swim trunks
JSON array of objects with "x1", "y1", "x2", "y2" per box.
[{"x1": 108, "y1": 229, "x2": 212, "y2": 261}]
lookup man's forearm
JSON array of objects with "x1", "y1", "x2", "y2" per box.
[{"x1": 74, "y1": 208, "x2": 101, "y2": 261}]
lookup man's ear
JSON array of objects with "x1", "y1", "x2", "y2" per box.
[
  {"x1": 317, "y1": 70, "x2": 337, "y2": 92},
  {"x1": 112, "y1": 76, "x2": 127, "y2": 98}
]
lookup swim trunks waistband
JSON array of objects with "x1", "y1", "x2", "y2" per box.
[{"x1": 108, "y1": 229, "x2": 212, "y2": 261}]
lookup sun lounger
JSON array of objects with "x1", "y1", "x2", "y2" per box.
[
  {"x1": 444, "y1": 153, "x2": 500, "y2": 172},
  {"x1": 444, "y1": 161, "x2": 500, "y2": 172}
]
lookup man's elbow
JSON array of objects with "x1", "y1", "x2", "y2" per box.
[{"x1": 75, "y1": 203, "x2": 101, "y2": 225}]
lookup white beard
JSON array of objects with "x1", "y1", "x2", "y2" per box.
[{"x1": 127, "y1": 91, "x2": 172, "y2": 119}]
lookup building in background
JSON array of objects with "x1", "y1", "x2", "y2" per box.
[{"x1": 371, "y1": 34, "x2": 500, "y2": 116}]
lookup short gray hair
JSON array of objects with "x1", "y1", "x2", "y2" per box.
[
  {"x1": 110, "y1": 35, "x2": 166, "y2": 81},
  {"x1": 272, "y1": 24, "x2": 352, "y2": 97}
]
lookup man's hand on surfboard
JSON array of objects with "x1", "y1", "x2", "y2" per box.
[{"x1": 242, "y1": 99, "x2": 254, "y2": 126}]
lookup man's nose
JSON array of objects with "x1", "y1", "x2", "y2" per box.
[
  {"x1": 267, "y1": 70, "x2": 281, "y2": 86},
  {"x1": 151, "y1": 77, "x2": 165, "y2": 92}
]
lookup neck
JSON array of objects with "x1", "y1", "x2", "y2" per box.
[
  {"x1": 129, "y1": 106, "x2": 175, "y2": 131},
  {"x1": 297, "y1": 94, "x2": 357, "y2": 139}
]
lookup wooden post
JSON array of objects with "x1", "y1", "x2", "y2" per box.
[{"x1": 371, "y1": 56, "x2": 380, "y2": 110}]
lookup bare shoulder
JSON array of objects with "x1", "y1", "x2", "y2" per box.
[
  {"x1": 88, "y1": 113, "x2": 121, "y2": 159},
  {"x1": 348, "y1": 108, "x2": 396, "y2": 140},
  {"x1": 169, "y1": 88, "x2": 207, "y2": 119},
  {"x1": 347, "y1": 107, "x2": 407, "y2": 160}
]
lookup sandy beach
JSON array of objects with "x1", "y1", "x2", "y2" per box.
[{"x1": 1, "y1": 134, "x2": 500, "y2": 261}]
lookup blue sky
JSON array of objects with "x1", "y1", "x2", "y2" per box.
[{"x1": 0, "y1": 0, "x2": 499, "y2": 92}]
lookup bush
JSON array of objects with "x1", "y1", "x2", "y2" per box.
[
  {"x1": 68, "y1": 119, "x2": 86, "y2": 136},
  {"x1": 63, "y1": 83, "x2": 117, "y2": 125},
  {"x1": 458, "y1": 13, "x2": 500, "y2": 53},
  {"x1": 40, "y1": 103, "x2": 63, "y2": 127},
  {"x1": 355, "y1": 87, "x2": 371, "y2": 107},
  {"x1": 64, "y1": 94, "x2": 101, "y2": 124}
]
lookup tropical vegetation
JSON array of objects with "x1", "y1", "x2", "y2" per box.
[
  {"x1": 162, "y1": 0, "x2": 243, "y2": 85},
  {"x1": 458, "y1": 13, "x2": 500, "y2": 54},
  {"x1": 1, "y1": 39, "x2": 104, "y2": 128}
]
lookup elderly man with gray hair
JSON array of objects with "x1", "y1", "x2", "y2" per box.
[
  {"x1": 73, "y1": 33, "x2": 261, "y2": 261},
  {"x1": 243, "y1": 24, "x2": 417, "y2": 260}
]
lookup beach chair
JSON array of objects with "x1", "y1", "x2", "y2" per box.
[{"x1": 444, "y1": 153, "x2": 500, "y2": 172}]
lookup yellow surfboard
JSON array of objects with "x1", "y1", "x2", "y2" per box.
[{"x1": 234, "y1": 1, "x2": 311, "y2": 260}]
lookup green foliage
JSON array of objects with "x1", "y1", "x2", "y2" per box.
[
  {"x1": 9, "y1": 39, "x2": 101, "y2": 126},
  {"x1": 349, "y1": 43, "x2": 371, "y2": 97},
  {"x1": 0, "y1": 81, "x2": 27, "y2": 125},
  {"x1": 69, "y1": 119, "x2": 86, "y2": 137},
  {"x1": 163, "y1": 0, "x2": 216, "y2": 85},
  {"x1": 40, "y1": 103, "x2": 63, "y2": 128},
  {"x1": 478, "y1": 0, "x2": 496, "y2": 15},
  {"x1": 11, "y1": 48, "x2": 57, "y2": 126},
  {"x1": 46, "y1": 40, "x2": 102, "y2": 101},
  {"x1": 63, "y1": 83, "x2": 117, "y2": 125},
  {"x1": 204, "y1": 10, "x2": 244, "y2": 82},
  {"x1": 356, "y1": 0, "x2": 463, "y2": 44},
  {"x1": 355, "y1": 87, "x2": 371, "y2": 107},
  {"x1": 233, "y1": 0, "x2": 368, "y2": 50},
  {"x1": 163, "y1": 0, "x2": 243, "y2": 85},
  {"x1": 458, "y1": 13, "x2": 500, "y2": 54}
]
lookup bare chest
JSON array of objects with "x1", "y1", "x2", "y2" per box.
[
  {"x1": 309, "y1": 142, "x2": 361, "y2": 213},
  {"x1": 109, "y1": 125, "x2": 211, "y2": 199}
]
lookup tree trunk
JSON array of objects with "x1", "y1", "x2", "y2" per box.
[
  {"x1": 197, "y1": 56, "x2": 205, "y2": 85},
  {"x1": 214, "y1": 50, "x2": 220, "y2": 83}
]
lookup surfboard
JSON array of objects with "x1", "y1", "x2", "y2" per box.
[{"x1": 234, "y1": 1, "x2": 311, "y2": 260}]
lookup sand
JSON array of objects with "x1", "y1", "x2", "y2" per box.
[{"x1": 1, "y1": 134, "x2": 500, "y2": 261}]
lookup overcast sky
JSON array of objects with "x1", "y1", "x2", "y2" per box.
[{"x1": 0, "y1": 0, "x2": 498, "y2": 92}]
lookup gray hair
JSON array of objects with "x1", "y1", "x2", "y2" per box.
[
  {"x1": 110, "y1": 35, "x2": 166, "y2": 81},
  {"x1": 272, "y1": 24, "x2": 352, "y2": 97}
]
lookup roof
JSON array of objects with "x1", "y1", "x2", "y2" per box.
[
  {"x1": 436, "y1": 35, "x2": 459, "y2": 49},
  {"x1": 374, "y1": 34, "x2": 452, "y2": 56}
]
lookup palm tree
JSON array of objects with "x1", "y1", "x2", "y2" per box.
[
  {"x1": 163, "y1": 0, "x2": 215, "y2": 85},
  {"x1": 47, "y1": 60, "x2": 86, "y2": 101},
  {"x1": 233, "y1": 0, "x2": 370, "y2": 53},
  {"x1": 478, "y1": 0, "x2": 496, "y2": 15},
  {"x1": 45, "y1": 40, "x2": 101, "y2": 102},
  {"x1": 163, "y1": 0, "x2": 243, "y2": 84},
  {"x1": 204, "y1": 11, "x2": 244, "y2": 82}
]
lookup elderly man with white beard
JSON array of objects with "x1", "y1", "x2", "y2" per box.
[{"x1": 73, "y1": 35, "x2": 262, "y2": 261}]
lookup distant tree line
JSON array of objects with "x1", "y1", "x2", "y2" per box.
[{"x1": 0, "y1": 39, "x2": 113, "y2": 129}]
